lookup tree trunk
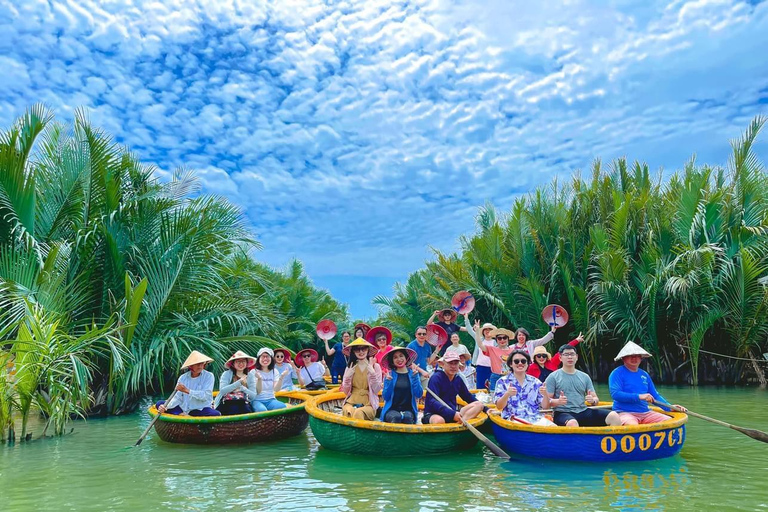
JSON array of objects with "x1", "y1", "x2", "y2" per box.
[{"x1": 748, "y1": 350, "x2": 767, "y2": 389}]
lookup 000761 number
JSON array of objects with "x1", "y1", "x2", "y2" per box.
[{"x1": 600, "y1": 427, "x2": 684, "y2": 454}]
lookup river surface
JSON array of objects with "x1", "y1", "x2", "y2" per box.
[{"x1": 1, "y1": 386, "x2": 767, "y2": 512}]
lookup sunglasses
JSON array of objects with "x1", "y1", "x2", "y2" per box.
[
  {"x1": 302, "y1": 354, "x2": 312, "y2": 358},
  {"x1": 496, "y1": 336, "x2": 509, "y2": 340},
  {"x1": 535, "y1": 354, "x2": 547, "y2": 358},
  {"x1": 512, "y1": 359, "x2": 528, "y2": 365},
  {"x1": 416, "y1": 332, "x2": 427, "y2": 336}
]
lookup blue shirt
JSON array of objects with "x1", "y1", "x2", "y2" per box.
[
  {"x1": 609, "y1": 365, "x2": 669, "y2": 413},
  {"x1": 407, "y1": 339, "x2": 432, "y2": 370},
  {"x1": 331, "y1": 342, "x2": 347, "y2": 369},
  {"x1": 424, "y1": 370, "x2": 477, "y2": 420}
]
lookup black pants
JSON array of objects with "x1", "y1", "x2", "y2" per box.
[
  {"x1": 216, "y1": 399, "x2": 253, "y2": 416},
  {"x1": 383, "y1": 409, "x2": 416, "y2": 424}
]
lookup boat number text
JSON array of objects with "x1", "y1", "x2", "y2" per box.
[{"x1": 600, "y1": 428, "x2": 684, "y2": 454}]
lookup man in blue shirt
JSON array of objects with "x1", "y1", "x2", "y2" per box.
[
  {"x1": 423, "y1": 352, "x2": 483, "y2": 424},
  {"x1": 407, "y1": 326, "x2": 435, "y2": 388},
  {"x1": 609, "y1": 341, "x2": 687, "y2": 425}
]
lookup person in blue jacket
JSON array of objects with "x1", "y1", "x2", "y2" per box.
[
  {"x1": 380, "y1": 347, "x2": 423, "y2": 424},
  {"x1": 609, "y1": 341, "x2": 687, "y2": 425},
  {"x1": 423, "y1": 352, "x2": 484, "y2": 424}
]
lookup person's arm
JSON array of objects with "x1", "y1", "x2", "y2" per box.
[
  {"x1": 242, "y1": 370, "x2": 259, "y2": 400},
  {"x1": 539, "y1": 382, "x2": 550, "y2": 410},
  {"x1": 274, "y1": 369, "x2": 287, "y2": 391},
  {"x1": 456, "y1": 375, "x2": 477, "y2": 405},
  {"x1": 427, "y1": 310, "x2": 439, "y2": 325},
  {"x1": 609, "y1": 369, "x2": 640, "y2": 403},
  {"x1": 410, "y1": 369, "x2": 424, "y2": 397},
  {"x1": 164, "y1": 376, "x2": 184, "y2": 410},
  {"x1": 292, "y1": 362, "x2": 305, "y2": 386},
  {"x1": 528, "y1": 329, "x2": 555, "y2": 350},
  {"x1": 368, "y1": 362, "x2": 383, "y2": 395},
  {"x1": 185, "y1": 372, "x2": 214, "y2": 405},
  {"x1": 255, "y1": 371, "x2": 264, "y2": 394},
  {"x1": 428, "y1": 344, "x2": 441, "y2": 365},
  {"x1": 494, "y1": 378, "x2": 512, "y2": 409},
  {"x1": 645, "y1": 376, "x2": 674, "y2": 411},
  {"x1": 464, "y1": 315, "x2": 477, "y2": 339},
  {"x1": 427, "y1": 377, "x2": 456, "y2": 419},
  {"x1": 339, "y1": 366, "x2": 354, "y2": 394},
  {"x1": 324, "y1": 339, "x2": 335, "y2": 357},
  {"x1": 218, "y1": 370, "x2": 242, "y2": 396},
  {"x1": 382, "y1": 372, "x2": 395, "y2": 400}
]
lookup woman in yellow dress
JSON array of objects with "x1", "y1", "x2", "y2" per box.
[{"x1": 339, "y1": 338, "x2": 383, "y2": 420}]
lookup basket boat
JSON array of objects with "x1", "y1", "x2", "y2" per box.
[
  {"x1": 488, "y1": 403, "x2": 688, "y2": 462},
  {"x1": 305, "y1": 392, "x2": 488, "y2": 456},
  {"x1": 147, "y1": 391, "x2": 310, "y2": 444}
]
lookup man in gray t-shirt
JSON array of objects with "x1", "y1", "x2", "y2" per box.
[{"x1": 545, "y1": 344, "x2": 621, "y2": 427}]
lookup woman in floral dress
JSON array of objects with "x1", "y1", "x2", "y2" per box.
[{"x1": 493, "y1": 349, "x2": 554, "y2": 426}]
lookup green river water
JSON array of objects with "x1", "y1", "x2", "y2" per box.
[{"x1": 1, "y1": 385, "x2": 767, "y2": 512}]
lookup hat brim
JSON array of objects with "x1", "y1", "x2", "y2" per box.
[
  {"x1": 295, "y1": 349, "x2": 319, "y2": 367},
  {"x1": 380, "y1": 347, "x2": 417, "y2": 372},
  {"x1": 365, "y1": 326, "x2": 392, "y2": 345}
]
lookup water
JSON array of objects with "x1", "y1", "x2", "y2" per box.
[{"x1": 1, "y1": 386, "x2": 767, "y2": 511}]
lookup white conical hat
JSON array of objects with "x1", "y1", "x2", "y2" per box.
[
  {"x1": 181, "y1": 350, "x2": 214, "y2": 369},
  {"x1": 614, "y1": 341, "x2": 652, "y2": 361}
]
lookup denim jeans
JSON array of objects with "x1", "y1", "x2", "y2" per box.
[
  {"x1": 488, "y1": 373, "x2": 502, "y2": 394},
  {"x1": 252, "y1": 398, "x2": 287, "y2": 412}
]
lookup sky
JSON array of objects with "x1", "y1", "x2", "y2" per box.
[{"x1": 2, "y1": 0, "x2": 768, "y2": 319}]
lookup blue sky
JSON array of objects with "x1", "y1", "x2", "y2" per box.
[{"x1": 2, "y1": 0, "x2": 767, "y2": 319}]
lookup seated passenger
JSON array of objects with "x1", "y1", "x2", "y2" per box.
[
  {"x1": 340, "y1": 338, "x2": 383, "y2": 420},
  {"x1": 545, "y1": 345, "x2": 621, "y2": 427},
  {"x1": 294, "y1": 348, "x2": 328, "y2": 390},
  {"x1": 444, "y1": 332, "x2": 474, "y2": 389},
  {"x1": 252, "y1": 348, "x2": 290, "y2": 412},
  {"x1": 494, "y1": 350, "x2": 554, "y2": 426},
  {"x1": 528, "y1": 332, "x2": 584, "y2": 382},
  {"x1": 214, "y1": 350, "x2": 257, "y2": 415},
  {"x1": 157, "y1": 350, "x2": 220, "y2": 416},
  {"x1": 380, "y1": 347, "x2": 423, "y2": 424},
  {"x1": 273, "y1": 349, "x2": 297, "y2": 391},
  {"x1": 422, "y1": 352, "x2": 484, "y2": 425},
  {"x1": 609, "y1": 341, "x2": 687, "y2": 425}
]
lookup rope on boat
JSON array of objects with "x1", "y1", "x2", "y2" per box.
[{"x1": 696, "y1": 348, "x2": 768, "y2": 364}]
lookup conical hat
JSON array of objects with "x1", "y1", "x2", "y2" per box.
[
  {"x1": 614, "y1": 341, "x2": 652, "y2": 361},
  {"x1": 181, "y1": 350, "x2": 214, "y2": 369},
  {"x1": 224, "y1": 350, "x2": 256, "y2": 369},
  {"x1": 342, "y1": 338, "x2": 378, "y2": 358}
]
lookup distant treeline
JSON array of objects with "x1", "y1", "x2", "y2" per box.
[
  {"x1": 373, "y1": 117, "x2": 768, "y2": 388},
  {"x1": 0, "y1": 105, "x2": 348, "y2": 441}
]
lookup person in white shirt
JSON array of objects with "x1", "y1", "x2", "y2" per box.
[{"x1": 157, "y1": 350, "x2": 220, "y2": 416}]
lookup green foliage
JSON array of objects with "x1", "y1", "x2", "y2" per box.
[
  {"x1": 374, "y1": 117, "x2": 768, "y2": 385},
  {"x1": 0, "y1": 106, "x2": 348, "y2": 437}
]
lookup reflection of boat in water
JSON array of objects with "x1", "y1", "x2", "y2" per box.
[
  {"x1": 305, "y1": 392, "x2": 488, "y2": 456},
  {"x1": 489, "y1": 403, "x2": 688, "y2": 462},
  {"x1": 147, "y1": 391, "x2": 309, "y2": 444}
]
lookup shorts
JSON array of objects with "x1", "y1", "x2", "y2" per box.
[
  {"x1": 554, "y1": 408, "x2": 610, "y2": 427},
  {"x1": 422, "y1": 410, "x2": 456, "y2": 424}
]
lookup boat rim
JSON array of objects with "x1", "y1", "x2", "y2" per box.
[
  {"x1": 306, "y1": 391, "x2": 487, "y2": 433},
  {"x1": 147, "y1": 390, "x2": 310, "y2": 424},
  {"x1": 488, "y1": 406, "x2": 688, "y2": 435}
]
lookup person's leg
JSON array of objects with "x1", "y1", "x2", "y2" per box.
[
  {"x1": 637, "y1": 411, "x2": 671, "y2": 424},
  {"x1": 155, "y1": 400, "x2": 183, "y2": 415},
  {"x1": 460, "y1": 401, "x2": 484, "y2": 421},
  {"x1": 618, "y1": 412, "x2": 640, "y2": 426},
  {"x1": 264, "y1": 398, "x2": 286, "y2": 410},
  {"x1": 342, "y1": 403, "x2": 355, "y2": 417},
  {"x1": 554, "y1": 411, "x2": 579, "y2": 427},
  {"x1": 476, "y1": 366, "x2": 491, "y2": 391},
  {"x1": 605, "y1": 411, "x2": 622, "y2": 426},
  {"x1": 488, "y1": 373, "x2": 501, "y2": 393},
  {"x1": 252, "y1": 401, "x2": 268, "y2": 413},
  {"x1": 383, "y1": 410, "x2": 402, "y2": 423},
  {"x1": 400, "y1": 411, "x2": 416, "y2": 424},
  {"x1": 189, "y1": 407, "x2": 221, "y2": 416},
  {"x1": 352, "y1": 406, "x2": 375, "y2": 421},
  {"x1": 429, "y1": 414, "x2": 446, "y2": 424}
]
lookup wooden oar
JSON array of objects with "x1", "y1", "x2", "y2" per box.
[
  {"x1": 134, "y1": 391, "x2": 176, "y2": 447},
  {"x1": 425, "y1": 387, "x2": 510, "y2": 459},
  {"x1": 653, "y1": 399, "x2": 768, "y2": 444}
]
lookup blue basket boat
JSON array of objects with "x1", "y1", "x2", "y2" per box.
[{"x1": 488, "y1": 404, "x2": 688, "y2": 462}]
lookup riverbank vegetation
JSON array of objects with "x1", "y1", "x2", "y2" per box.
[
  {"x1": 374, "y1": 117, "x2": 768, "y2": 388},
  {"x1": 0, "y1": 106, "x2": 348, "y2": 442}
]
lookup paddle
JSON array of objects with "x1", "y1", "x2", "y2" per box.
[
  {"x1": 425, "y1": 387, "x2": 510, "y2": 459},
  {"x1": 653, "y1": 399, "x2": 768, "y2": 444},
  {"x1": 134, "y1": 390, "x2": 177, "y2": 447}
]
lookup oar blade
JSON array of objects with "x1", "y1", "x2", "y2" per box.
[
  {"x1": 734, "y1": 426, "x2": 768, "y2": 444},
  {"x1": 463, "y1": 420, "x2": 511, "y2": 459}
]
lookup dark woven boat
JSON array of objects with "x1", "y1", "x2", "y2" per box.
[
  {"x1": 147, "y1": 391, "x2": 310, "y2": 444},
  {"x1": 306, "y1": 392, "x2": 488, "y2": 456}
]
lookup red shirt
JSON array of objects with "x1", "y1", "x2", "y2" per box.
[{"x1": 527, "y1": 338, "x2": 581, "y2": 379}]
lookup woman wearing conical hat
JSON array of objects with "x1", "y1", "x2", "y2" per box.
[
  {"x1": 339, "y1": 338, "x2": 383, "y2": 421},
  {"x1": 157, "y1": 350, "x2": 221, "y2": 416},
  {"x1": 214, "y1": 350, "x2": 258, "y2": 415},
  {"x1": 609, "y1": 341, "x2": 687, "y2": 425}
]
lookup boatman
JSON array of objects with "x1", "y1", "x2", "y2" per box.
[
  {"x1": 609, "y1": 341, "x2": 687, "y2": 425},
  {"x1": 545, "y1": 344, "x2": 621, "y2": 427},
  {"x1": 423, "y1": 352, "x2": 484, "y2": 424}
]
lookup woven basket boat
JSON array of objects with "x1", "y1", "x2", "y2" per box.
[
  {"x1": 489, "y1": 402, "x2": 688, "y2": 462},
  {"x1": 147, "y1": 391, "x2": 310, "y2": 444},
  {"x1": 306, "y1": 392, "x2": 488, "y2": 456}
]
